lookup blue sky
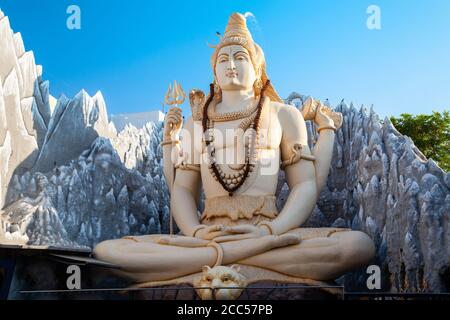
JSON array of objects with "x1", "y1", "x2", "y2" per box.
[{"x1": 1, "y1": 0, "x2": 449, "y2": 118}]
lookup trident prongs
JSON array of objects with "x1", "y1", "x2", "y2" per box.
[{"x1": 164, "y1": 80, "x2": 186, "y2": 107}]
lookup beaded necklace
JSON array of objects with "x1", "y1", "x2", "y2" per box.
[
  {"x1": 207, "y1": 99, "x2": 259, "y2": 122},
  {"x1": 202, "y1": 80, "x2": 270, "y2": 196}
]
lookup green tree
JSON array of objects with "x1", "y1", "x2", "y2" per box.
[{"x1": 390, "y1": 111, "x2": 449, "y2": 172}]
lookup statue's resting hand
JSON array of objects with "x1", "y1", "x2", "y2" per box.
[
  {"x1": 213, "y1": 224, "x2": 271, "y2": 243},
  {"x1": 157, "y1": 224, "x2": 271, "y2": 248},
  {"x1": 156, "y1": 225, "x2": 232, "y2": 247},
  {"x1": 157, "y1": 235, "x2": 209, "y2": 247},
  {"x1": 195, "y1": 224, "x2": 230, "y2": 241}
]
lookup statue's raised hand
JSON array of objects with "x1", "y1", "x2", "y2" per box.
[
  {"x1": 314, "y1": 104, "x2": 335, "y2": 129},
  {"x1": 314, "y1": 102, "x2": 343, "y2": 130},
  {"x1": 302, "y1": 97, "x2": 343, "y2": 130},
  {"x1": 164, "y1": 107, "x2": 183, "y2": 140}
]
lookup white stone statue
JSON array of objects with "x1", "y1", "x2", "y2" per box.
[{"x1": 94, "y1": 12, "x2": 375, "y2": 298}]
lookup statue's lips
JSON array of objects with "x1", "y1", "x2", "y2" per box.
[{"x1": 226, "y1": 72, "x2": 238, "y2": 78}]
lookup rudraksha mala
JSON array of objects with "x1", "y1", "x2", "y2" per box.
[{"x1": 202, "y1": 80, "x2": 271, "y2": 196}]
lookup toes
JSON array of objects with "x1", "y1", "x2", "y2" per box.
[
  {"x1": 265, "y1": 234, "x2": 300, "y2": 248},
  {"x1": 279, "y1": 234, "x2": 301, "y2": 245},
  {"x1": 156, "y1": 236, "x2": 171, "y2": 244}
]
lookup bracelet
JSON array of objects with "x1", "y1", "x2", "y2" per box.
[
  {"x1": 280, "y1": 143, "x2": 316, "y2": 169},
  {"x1": 191, "y1": 224, "x2": 207, "y2": 238},
  {"x1": 207, "y1": 241, "x2": 224, "y2": 267},
  {"x1": 257, "y1": 221, "x2": 274, "y2": 235},
  {"x1": 317, "y1": 125, "x2": 337, "y2": 133},
  {"x1": 160, "y1": 139, "x2": 181, "y2": 147},
  {"x1": 175, "y1": 163, "x2": 201, "y2": 173}
]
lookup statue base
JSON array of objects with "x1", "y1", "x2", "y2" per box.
[{"x1": 131, "y1": 264, "x2": 343, "y2": 300}]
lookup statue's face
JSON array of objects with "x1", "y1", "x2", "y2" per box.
[{"x1": 215, "y1": 45, "x2": 257, "y2": 92}]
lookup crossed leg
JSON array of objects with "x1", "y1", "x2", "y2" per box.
[
  {"x1": 93, "y1": 229, "x2": 375, "y2": 283},
  {"x1": 239, "y1": 229, "x2": 375, "y2": 280}
]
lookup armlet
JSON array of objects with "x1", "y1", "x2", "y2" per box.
[
  {"x1": 175, "y1": 163, "x2": 201, "y2": 173},
  {"x1": 281, "y1": 143, "x2": 316, "y2": 169}
]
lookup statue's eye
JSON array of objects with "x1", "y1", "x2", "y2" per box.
[
  {"x1": 206, "y1": 277, "x2": 212, "y2": 282},
  {"x1": 235, "y1": 54, "x2": 247, "y2": 61},
  {"x1": 222, "y1": 275, "x2": 231, "y2": 282},
  {"x1": 218, "y1": 57, "x2": 228, "y2": 63}
]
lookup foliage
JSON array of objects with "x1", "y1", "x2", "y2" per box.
[{"x1": 390, "y1": 111, "x2": 449, "y2": 172}]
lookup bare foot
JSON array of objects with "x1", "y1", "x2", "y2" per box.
[{"x1": 267, "y1": 234, "x2": 301, "y2": 249}]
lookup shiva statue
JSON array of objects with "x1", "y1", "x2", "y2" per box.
[{"x1": 93, "y1": 13, "x2": 375, "y2": 295}]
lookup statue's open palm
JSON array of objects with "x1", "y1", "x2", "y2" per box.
[
  {"x1": 156, "y1": 225, "x2": 230, "y2": 247},
  {"x1": 213, "y1": 225, "x2": 270, "y2": 243}
]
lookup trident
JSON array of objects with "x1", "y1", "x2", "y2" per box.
[
  {"x1": 163, "y1": 81, "x2": 186, "y2": 236},
  {"x1": 164, "y1": 80, "x2": 186, "y2": 108}
]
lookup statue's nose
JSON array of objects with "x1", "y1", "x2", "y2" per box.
[{"x1": 227, "y1": 58, "x2": 236, "y2": 70}]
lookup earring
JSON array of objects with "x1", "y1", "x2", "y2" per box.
[
  {"x1": 213, "y1": 79, "x2": 221, "y2": 95},
  {"x1": 254, "y1": 78, "x2": 263, "y2": 96},
  {"x1": 255, "y1": 78, "x2": 263, "y2": 90}
]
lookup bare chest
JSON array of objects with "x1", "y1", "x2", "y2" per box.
[
  {"x1": 200, "y1": 104, "x2": 282, "y2": 154},
  {"x1": 198, "y1": 105, "x2": 282, "y2": 198}
]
